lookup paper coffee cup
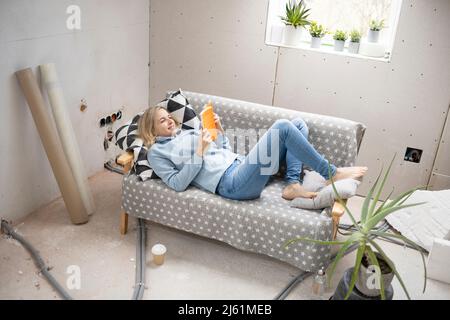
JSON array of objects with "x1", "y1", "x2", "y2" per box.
[{"x1": 152, "y1": 244, "x2": 167, "y2": 265}]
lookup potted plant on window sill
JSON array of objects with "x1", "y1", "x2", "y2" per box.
[
  {"x1": 333, "y1": 30, "x2": 348, "y2": 52},
  {"x1": 285, "y1": 155, "x2": 428, "y2": 300},
  {"x1": 280, "y1": 0, "x2": 311, "y2": 46},
  {"x1": 348, "y1": 29, "x2": 361, "y2": 54},
  {"x1": 368, "y1": 19, "x2": 385, "y2": 43},
  {"x1": 309, "y1": 21, "x2": 328, "y2": 49}
]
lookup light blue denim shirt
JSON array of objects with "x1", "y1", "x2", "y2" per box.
[{"x1": 148, "y1": 129, "x2": 241, "y2": 193}]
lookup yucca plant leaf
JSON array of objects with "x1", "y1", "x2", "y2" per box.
[
  {"x1": 327, "y1": 232, "x2": 363, "y2": 288},
  {"x1": 345, "y1": 242, "x2": 366, "y2": 300},
  {"x1": 397, "y1": 186, "x2": 426, "y2": 206},
  {"x1": 284, "y1": 237, "x2": 347, "y2": 247},
  {"x1": 328, "y1": 240, "x2": 355, "y2": 288},
  {"x1": 374, "y1": 187, "x2": 394, "y2": 216},
  {"x1": 365, "y1": 246, "x2": 386, "y2": 300},
  {"x1": 367, "y1": 238, "x2": 411, "y2": 299},
  {"x1": 380, "y1": 186, "x2": 426, "y2": 212},
  {"x1": 365, "y1": 202, "x2": 426, "y2": 231},
  {"x1": 370, "y1": 230, "x2": 427, "y2": 293},
  {"x1": 368, "y1": 155, "x2": 396, "y2": 219},
  {"x1": 361, "y1": 167, "x2": 383, "y2": 223},
  {"x1": 328, "y1": 164, "x2": 361, "y2": 231}
]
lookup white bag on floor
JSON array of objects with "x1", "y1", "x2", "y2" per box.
[{"x1": 386, "y1": 189, "x2": 450, "y2": 251}]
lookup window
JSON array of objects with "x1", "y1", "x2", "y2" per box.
[{"x1": 265, "y1": 0, "x2": 403, "y2": 61}]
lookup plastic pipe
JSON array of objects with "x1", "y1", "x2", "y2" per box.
[
  {"x1": 1, "y1": 220, "x2": 73, "y2": 300},
  {"x1": 132, "y1": 218, "x2": 146, "y2": 300}
]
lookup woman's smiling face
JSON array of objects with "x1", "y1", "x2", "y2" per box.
[{"x1": 154, "y1": 108, "x2": 177, "y2": 137}]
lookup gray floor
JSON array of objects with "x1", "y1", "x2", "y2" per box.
[{"x1": 1, "y1": 170, "x2": 449, "y2": 300}]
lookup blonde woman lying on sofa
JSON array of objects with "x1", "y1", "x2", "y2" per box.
[{"x1": 138, "y1": 106, "x2": 368, "y2": 201}]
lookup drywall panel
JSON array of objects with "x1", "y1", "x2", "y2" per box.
[
  {"x1": 429, "y1": 174, "x2": 450, "y2": 191},
  {"x1": 274, "y1": 0, "x2": 450, "y2": 197},
  {"x1": 429, "y1": 104, "x2": 450, "y2": 190},
  {"x1": 0, "y1": 0, "x2": 149, "y2": 222},
  {"x1": 149, "y1": 0, "x2": 278, "y2": 106}
]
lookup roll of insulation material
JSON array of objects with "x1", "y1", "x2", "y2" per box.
[
  {"x1": 15, "y1": 68, "x2": 89, "y2": 225},
  {"x1": 40, "y1": 63, "x2": 95, "y2": 216}
]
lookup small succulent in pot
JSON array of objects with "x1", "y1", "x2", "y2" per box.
[
  {"x1": 333, "y1": 30, "x2": 348, "y2": 51},
  {"x1": 368, "y1": 19, "x2": 385, "y2": 43},
  {"x1": 370, "y1": 19, "x2": 385, "y2": 31},
  {"x1": 349, "y1": 29, "x2": 362, "y2": 54},
  {"x1": 309, "y1": 21, "x2": 328, "y2": 48}
]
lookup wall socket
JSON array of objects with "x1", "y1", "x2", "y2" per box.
[
  {"x1": 404, "y1": 147, "x2": 423, "y2": 163},
  {"x1": 99, "y1": 108, "x2": 123, "y2": 128}
]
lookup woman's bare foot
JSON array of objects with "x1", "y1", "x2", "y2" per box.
[
  {"x1": 282, "y1": 183, "x2": 318, "y2": 200},
  {"x1": 326, "y1": 166, "x2": 368, "y2": 185}
]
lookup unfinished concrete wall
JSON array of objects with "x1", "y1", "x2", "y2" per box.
[
  {"x1": 149, "y1": 0, "x2": 450, "y2": 197},
  {"x1": 0, "y1": 0, "x2": 149, "y2": 222}
]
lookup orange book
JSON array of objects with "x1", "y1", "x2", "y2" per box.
[{"x1": 200, "y1": 102, "x2": 218, "y2": 141}]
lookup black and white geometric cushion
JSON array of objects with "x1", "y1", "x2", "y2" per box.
[
  {"x1": 115, "y1": 113, "x2": 142, "y2": 151},
  {"x1": 157, "y1": 89, "x2": 201, "y2": 130},
  {"x1": 115, "y1": 112, "x2": 157, "y2": 181},
  {"x1": 114, "y1": 89, "x2": 201, "y2": 181},
  {"x1": 130, "y1": 138, "x2": 158, "y2": 181}
]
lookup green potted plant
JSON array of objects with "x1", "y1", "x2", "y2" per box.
[
  {"x1": 333, "y1": 30, "x2": 348, "y2": 52},
  {"x1": 285, "y1": 155, "x2": 428, "y2": 300},
  {"x1": 349, "y1": 29, "x2": 361, "y2": 54},
  {"x1": 368, "y1": 19, "x2": 385, "y2": 43},
  {"x1": 309, "y1": 21, "x2": 328, "y2": 48},
  {"x1": 280, "y1": 0, "x2": 311, "y2": 46}
]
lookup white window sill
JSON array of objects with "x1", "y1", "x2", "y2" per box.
[{"x1": 265, "y1": 41, "x2": 391, "y2": 63}]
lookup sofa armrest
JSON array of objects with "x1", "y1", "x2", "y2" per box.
[
  {"x1": 117, "y1": 151, "x2": 134, "y2": 173},
  {"x1": 331, "y1": 200, "x2": 347, "y2": 240}
]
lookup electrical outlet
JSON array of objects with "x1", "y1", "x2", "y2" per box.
[
  {"x1": 99, "y1": 108, "x2": 124, "y2": 128},
  {"x1": 404, "y1": 147, "x2": 423, "y2": 163}
]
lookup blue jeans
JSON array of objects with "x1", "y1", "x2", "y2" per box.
[{"x1": 216, "y1": 118, "x2": 337, "y2": 200}]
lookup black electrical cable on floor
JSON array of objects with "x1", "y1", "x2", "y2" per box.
[{"x1": 1, "y1": 219, "x2": 73, "y2": 300}]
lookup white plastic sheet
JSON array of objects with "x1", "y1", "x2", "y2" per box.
[{"x1": 386, "y1": 189, "x2": 450, "y2": 251}]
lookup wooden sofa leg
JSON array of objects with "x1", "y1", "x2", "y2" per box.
[
  {"x1": 331, "y1": 201, "x2": 346, "y2": 240},
  {"x1": 120, "y1": 211, "x2": 129, "y2": 235}
]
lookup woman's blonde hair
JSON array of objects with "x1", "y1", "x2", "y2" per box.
[{"x1": 138, "y1": 106, "x2": 180, "y2": 147}]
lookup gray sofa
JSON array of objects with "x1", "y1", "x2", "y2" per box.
[{"x1": 119, "y1": 91, "x2": 366, "y2": 272}]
